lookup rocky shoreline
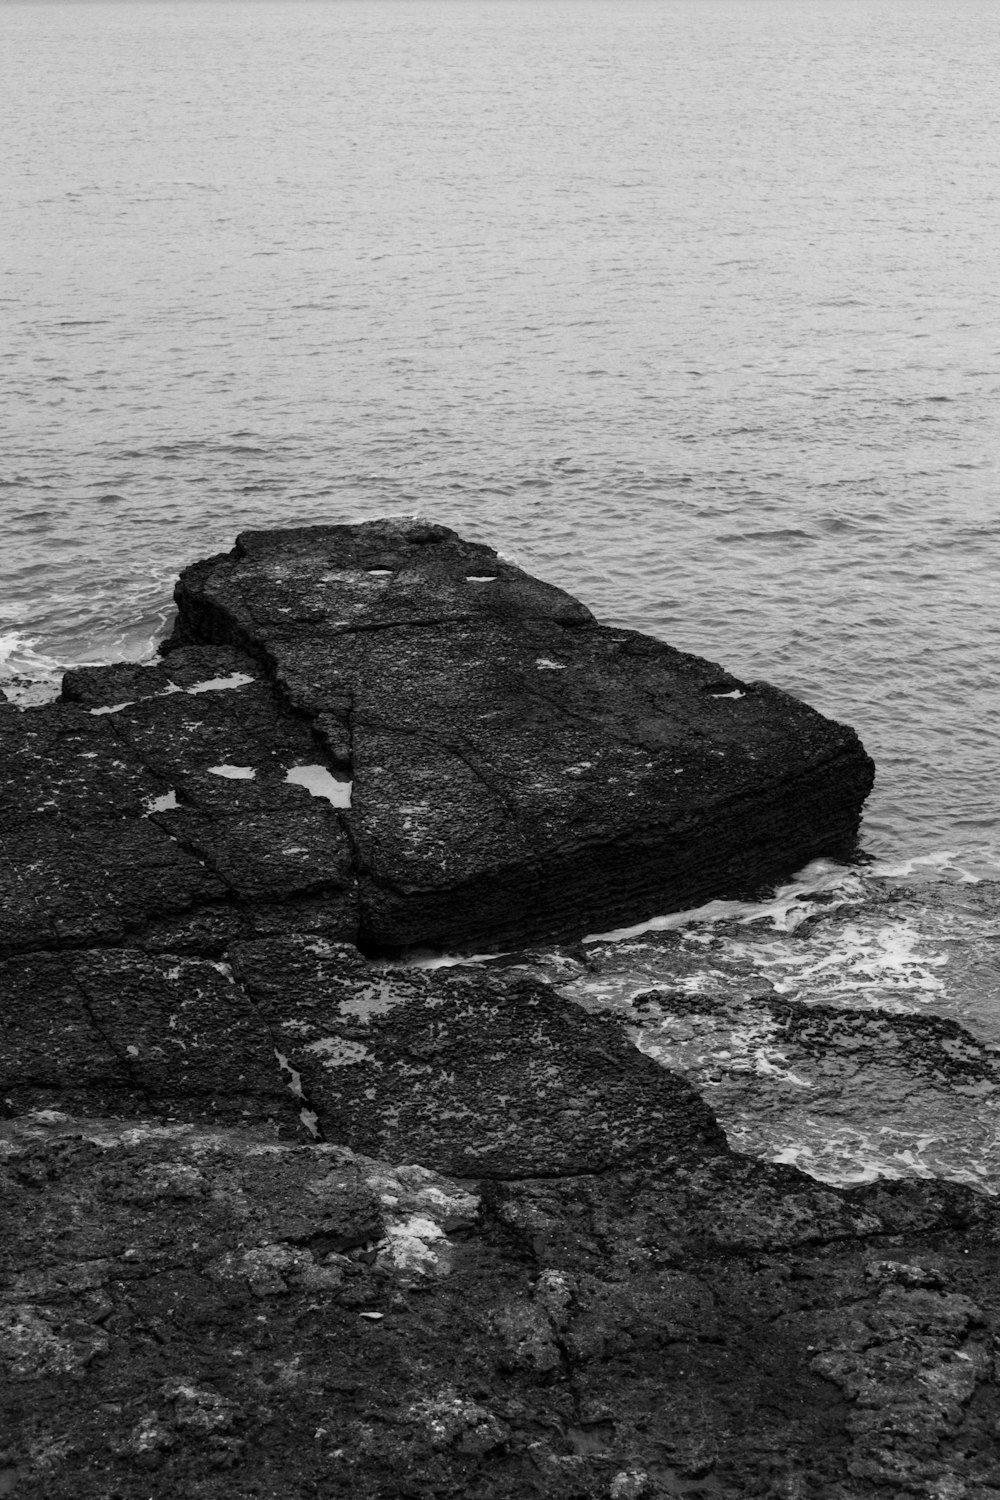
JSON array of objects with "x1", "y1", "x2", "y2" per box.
[{"x1": 3, "y1": 523, "x2": 999, "y2": 1498}]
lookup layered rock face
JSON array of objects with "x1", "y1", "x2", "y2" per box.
[{"x1": 161, "y1": 519, "x2": 873, "y2": 951}]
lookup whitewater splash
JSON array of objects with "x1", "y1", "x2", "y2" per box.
[
  {"x1": 0, "y1": 601, "x2": 174, "y2": 709},
  {"x1": 449, "y1": 859, "x2": 1000, "y2": 1195},
  {"x1": 0, "y1": 632, "x2": 69, "y2": 706}
]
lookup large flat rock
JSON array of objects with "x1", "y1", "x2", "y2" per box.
[
  {"x1": 155, "y1": 519, "x2": 872, "y2": 953},
  {"x1": 0, "y1": 522, "x2": 873, "y2": 956}
]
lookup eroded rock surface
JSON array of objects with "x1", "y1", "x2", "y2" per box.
[
  {"x1": 3, "y1": 1114, "x2": 1000, "y2": 1499},
  {"x1": 1, "y1": 943, "x2": 725, "y2": 1176}
]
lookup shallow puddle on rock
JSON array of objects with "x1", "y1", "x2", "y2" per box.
[
  {"x1": 183, "y1": 672, "x2": 255, "y2": 694},
  {"x1": 208, "y1": 765, "x2": 256, "y2": 780},
  {"x1": 143, "y1": 790, "x2": 179, "y2": 813},
  {"x1": 285, "y1": 763, "x2": 352, "y2": 808}
]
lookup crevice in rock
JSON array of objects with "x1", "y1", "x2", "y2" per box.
[
  {"x1": 142, "y1": 815, "x2": 244, "y2": 902},
  {"x1": 315, "y1": 613, "x2": 477, "y2": 637},
  {"x1": 63, "y1": 964, "x2": 161, "y2": 1115},
  {"x1": 254, "y1": 1004, "x2": 329, "y2": 1143},
  {"x1": 443, "y1": 739, "x2": 519, "y2": 821}
]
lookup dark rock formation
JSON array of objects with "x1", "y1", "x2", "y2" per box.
[
  {"x1": 10, "y1": 522, "x2": 995, "y2": 1499},
  {"x1": 1, "y1": 643, "x2": 357, "y2": 958},
  {"x1": 2, "y1": 521, "x2": 873, "y2": 957},
  {"x1": 159, "y1": 519, "x2": 874, "y2": 952},
  {"x1": 1, "y1": 942, "x2": 725, "y2": 1176},
  {"x1": 3, "y1": 1112, "x2": 1000, "y2": 1499}
]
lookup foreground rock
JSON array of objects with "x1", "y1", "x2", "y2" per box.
[
  {"x1": 0, "y1": 518, "x2": 872, "y2": 957},
  {"x1": 3, "y1": 1112, "x2": 1000, "y2": 1499}
]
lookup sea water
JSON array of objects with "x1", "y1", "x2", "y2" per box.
[{"x1": 4, "y1": 0, "x2": 1000, "y2": 1186}]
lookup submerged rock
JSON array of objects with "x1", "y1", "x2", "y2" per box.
[{"x1": 514, "y1": 887, "x2": 1000, "y2": 1193}]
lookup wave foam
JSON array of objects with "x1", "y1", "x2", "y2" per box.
[
  {"x1": 0, "y1": 631, "x2": 65, "y2": 705},
  {"x1": 582, "y1": 859, "x2": 868, "y2": 944},
  {"x1": 872, "y1": 847, "x2": 1000, "y2": 883}
]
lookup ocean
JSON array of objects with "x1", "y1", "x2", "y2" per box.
[{"x1": 3, "y1": 0, "x2": 1000, "y2": 1188}]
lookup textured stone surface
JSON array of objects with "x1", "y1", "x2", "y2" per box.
[
  {"x1": 0, "y1": 522, "x2": 873, "y2": 956},
  {"x1": 229, "y1": 937, "x2": 725, "y2": 1176},
  {"x1": 1, "y1": 941, "x2": 725, "y2": 1174},
  {"x1": 162, "y1": 519, "x2": 875, "y2": 952},
  {"x1": 1, "y1": 642, "x2": 357, "y2": 958},
  {"x1": 2, "y1": 1115, "x2": 999, "y2": 1500},
  {"x1": 14, "y1": 523, "x2": 994, "y2": 1499}
]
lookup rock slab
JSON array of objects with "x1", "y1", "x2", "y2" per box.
[
  {"x1": 1, "y1": 521, "x2": 873, "y2": 956},
  {"x1": 162, "y1": 519, "x2": 874, "y2": 952}
]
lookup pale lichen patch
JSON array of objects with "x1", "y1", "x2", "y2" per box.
[{"x1": 305, "y1": 1037, "x2": 372, "y2": 1067}]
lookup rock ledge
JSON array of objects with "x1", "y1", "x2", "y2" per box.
[{"x1": 166, "y1": 522, "x2": 871, "y2": 949}]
